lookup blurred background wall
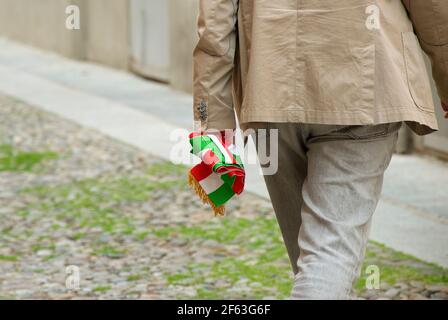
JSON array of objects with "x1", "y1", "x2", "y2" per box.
[
  {"x1": 0, "y1": 0, "x2": 129, "y2": 67},
  {"x1": 0, "y1": 0, "x2": 197, "y2": 90},
  {"x1": 0, "y1": 0, "x2": 446, "y2": 156},
  {"x1": 84, "y1": 0, "x2": 129, "y2": 69},
  {"x1": 0, "y1": 0, "x2": 82, "y2": 58},
  {"x1": 168, "y1": 0, "x2": 198, "y2": 93}
]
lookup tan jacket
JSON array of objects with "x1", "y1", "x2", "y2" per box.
[{"x1": 193, "y1": 0, "x2": 448, "y2": 135}]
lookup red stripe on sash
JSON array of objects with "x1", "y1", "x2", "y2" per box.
[{"x1": 190, "y1": 161, "x2": 213, "y2": 182}]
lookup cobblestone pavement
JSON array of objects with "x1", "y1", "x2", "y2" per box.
[{"x1": 0, "y1": 95, "x2": 447, "y2": 300}]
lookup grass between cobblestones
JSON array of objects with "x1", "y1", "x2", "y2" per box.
[
  {"x1": 151, "y1": 220, "x2": 448, "y2": 299},
  {"x1": 0, "y1": 144, "x2": 58, "y2": 172},
  {"x1": 158, "y1": 218, "x2": 291, "y2": 299}
]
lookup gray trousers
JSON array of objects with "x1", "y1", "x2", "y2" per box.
[{"x1": 256, "y1": 122, "x2": 401, "y2": 299}]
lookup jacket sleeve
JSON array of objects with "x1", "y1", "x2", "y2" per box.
[
  {"x1": 402, "y1": 0, "x2": 448, "y2": 103},
  {"x1": 193, "y1": 0, "x2": 239, "y2": 131}
]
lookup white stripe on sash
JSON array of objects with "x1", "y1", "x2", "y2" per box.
[
  {"x1": 207, "y1": 134, "x2": 232, "y2": 164},
  {"x1": 199, "y1": 171, "x2": 224, "y2": 194}
]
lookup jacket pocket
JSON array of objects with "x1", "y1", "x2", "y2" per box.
[
  {"x1": 344, "y1": 122, "x2": 402, "y2": 140},
  {"x1": 401, "y1": 32, "x2": 435, "y2": 113}
]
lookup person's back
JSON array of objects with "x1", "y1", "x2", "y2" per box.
[{"x1": 192, "y1": 0, "x2": 447, "y2": 299}]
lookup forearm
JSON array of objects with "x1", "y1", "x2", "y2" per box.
[
  {"x1": 193, "y1": 0, "x2": 239, "y2": 131},
  {"x1": 402, "y1": 0, "x2": 448, "y2": 102}
]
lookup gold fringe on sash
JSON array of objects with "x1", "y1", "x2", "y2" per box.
[{"x1": 188, "y1": 172, "x2": 225, "y2": 216}]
